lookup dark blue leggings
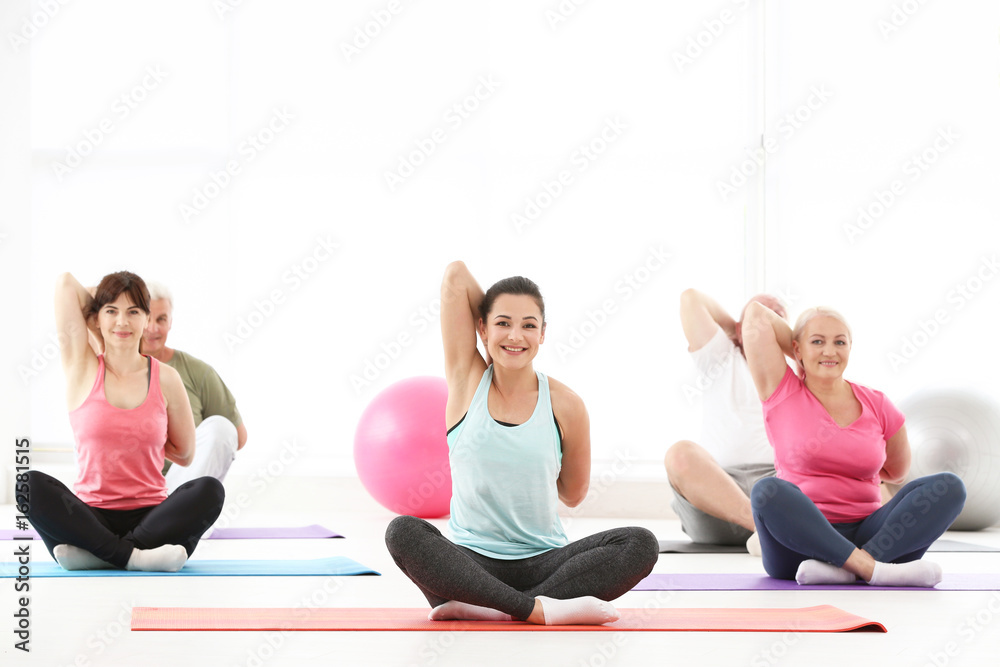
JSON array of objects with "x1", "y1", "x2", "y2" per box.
[
  {"x1": 750, "y1": 473, "x2": 966, "y2": 580},
  {"x1": 385, "y1": 515, "x2": 659, "y2": 620}
]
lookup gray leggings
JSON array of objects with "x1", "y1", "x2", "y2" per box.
[{"x1": 384, "y1": 515, "x2": 659, "y2": 621}]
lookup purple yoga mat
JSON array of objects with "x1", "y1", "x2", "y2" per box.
[
  {"x1": 634, "y1": 572, "x2": 1000, "y2": 591},
  {"x1": 0, "y1": 525, "x2": 342, "y2": 541},
  {"x1": 207, "y1": 525, "x2": 343, "y2": 539}
]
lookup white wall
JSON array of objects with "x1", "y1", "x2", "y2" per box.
[
  {"x1": 1, "y1": 1, "x2": 996, "y2": 486},
  {"x1": 763, "y1": 1, "x2": 1000, "y2": 402}
]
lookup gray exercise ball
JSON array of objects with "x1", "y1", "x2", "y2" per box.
[{"x1": 901, "y1": 390, "x2": 1000, "y2": 531}]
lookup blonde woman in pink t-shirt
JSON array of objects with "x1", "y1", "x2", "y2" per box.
[
  {"x1": 741, "y1": 303, "x2": 965, "y2": 587},
  {"x1": 24, "y1": 272, "x2": 224, "y2": 572}
]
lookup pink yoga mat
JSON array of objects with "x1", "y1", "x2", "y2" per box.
[
  {"x1": 633, "y1": 572, "x2": 1000, "y2": 591},
  {"x1": 131, "y1": 605, "x2": 885, "y2": 632}
]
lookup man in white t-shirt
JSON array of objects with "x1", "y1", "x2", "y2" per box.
[{"x1": 664, "y1": 289, "x2": 787, "y2": 551}]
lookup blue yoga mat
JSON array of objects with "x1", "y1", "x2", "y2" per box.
[{"x1": 0, "y1": 556, "x2": 379, "y2": 578}]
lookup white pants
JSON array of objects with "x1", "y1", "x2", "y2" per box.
[{"x1": 165, "y1": 415, "x2": 238, "y2": 494}]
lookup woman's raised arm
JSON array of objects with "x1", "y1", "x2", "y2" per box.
[
  {"x1": 54, "y1": 273, "x2": 99, "y2": 374},
  {"x1": 742, "y1": 301, "x2": 794, "y2": 401},
  {"x1": 440, "y1": 262, "x2": 488, "y2": 425}
]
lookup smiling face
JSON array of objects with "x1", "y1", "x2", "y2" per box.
[
  {"x1": 793, "y1": 315, "x2": 852, "y2": 379},
  {"x1": 478, "y1": 293, "x2": 546, "y2": 370},
  {"x1": 97, "y1": 293, "x2": 149, "y2": 352},
  {"x1": 142, "y1": 298, "x2": 173, "y2": 356}
]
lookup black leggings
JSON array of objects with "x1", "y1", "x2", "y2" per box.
[
  {"x1": 25, "y1": 470, "x2": 225, "y2": 568},
  {"x1": 385, "y1": 515, "x2": 659, "y2": 620}
]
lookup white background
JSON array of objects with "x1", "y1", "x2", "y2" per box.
[{"x1": 2, "y1": 0, "x2": 997, "y2": 482}]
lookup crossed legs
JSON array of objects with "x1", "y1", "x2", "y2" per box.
[
  {"x1": 26, "y1": 471, "x2": 224, "y2": 570},
  {"x1": 666, "y1": 440, "x2": 773, "y2": 549},
  {"x1": 751, "y1": 474, "x2": 966, "y2": 586},
  {"x1": 384, "y1": 516, "x2": 658, "y2": 624}
]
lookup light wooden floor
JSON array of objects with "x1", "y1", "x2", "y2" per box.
[{"x1": 3, "y1": 501, "x2": 1000, "y2": 667}]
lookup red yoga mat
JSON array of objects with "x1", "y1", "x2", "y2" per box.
[{"x1": 131, "y1": 605, "x2": 885, "y2": 633}]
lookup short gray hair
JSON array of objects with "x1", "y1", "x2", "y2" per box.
[{"x1": 146, "y1": 281, "x2": 173, "y2": 307}]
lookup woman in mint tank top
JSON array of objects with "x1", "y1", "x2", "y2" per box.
[
  {"x1": 385, "y1": 261, "x2": 658, "y2": 626},
  {"x1": 22, "y1": 271, "x2": 224, "y2": 572},
  {"x1": 742, "y1": 303, "x2": 965, "y2": 587}
]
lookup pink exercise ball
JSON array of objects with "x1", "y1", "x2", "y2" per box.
[{"x1": 354, "y1": 376, "x2": 452, "y2": 518}]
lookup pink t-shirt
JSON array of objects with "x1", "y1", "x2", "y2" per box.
[
  {"x1": 762, "y1": 367, "x2": 905, "y2": 523},
  {"x1": 69, "y1": 355, "x2": 169, "y2": 509}
]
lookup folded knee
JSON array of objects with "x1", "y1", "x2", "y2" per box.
[
  {"x1": 750, "y1": 476, "x2": 782, "y2": 508},
  {"x1": 935, "y1": 472, "x2": 966, "y2": 501},
  {"x1": 185, "y1": 476, "x2": 226, "y2": 506},
  {"x1": 23, "y1": 471, "x2": 63, "y2": 512},
  {"x1": 199, "y1": 416, "x2": 239, "y2": 450},
  {"x1": 599, "y1": 527, "x2": 660, "y2": 567},
  {"x1": 630, "y1": 527, "x2": 660, "y2": 565},
  {"x1": 385, "y1": 515, "x2": 430, "y2": 550},
  {"x1": 631, "y1": 527, "x2": 659, "y2": 555},
  {"x1": 920, "y1": 471, "x2": 967, "y2": 507},
  {"x1": 26, "y1": 470, "x2": 57, "y2": 487},
  {"x1": 665, "y1": 440, "x2": 708, "y2": 484}
]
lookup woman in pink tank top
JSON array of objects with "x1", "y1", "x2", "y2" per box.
[
  {"x1": 742, "y1": 302, "x2": 965, "y2": 587},
  {"x1": 23, "y1": 271, "x2": 224, "y2": 572}
]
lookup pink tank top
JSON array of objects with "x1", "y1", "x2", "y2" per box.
[{"x1": 69, "y1": 355, "x2": 169, "y2": 509}]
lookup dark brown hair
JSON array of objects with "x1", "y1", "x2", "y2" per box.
[
  {"x1": 479, "y1": 276, "x2": 545, "y2": 323},
  {"x1": 86, "y1": 271, "x2": 151, "y2": 318}
]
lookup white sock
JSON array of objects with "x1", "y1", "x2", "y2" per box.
[
  {"x1": 428, "y1": 601, "x2": 512, "y2": 622},
  {"x1": 125, "y1": 545, "x2": 188, "y2": 572},
  {"x1": 53, "y1": 544, "x2": 115, "y2": 571},
  {"x1": 746, "y1": 532, "x2": 762, "y2": 558},
  {"x1": 795, "y1": 559, "x2": 858, "y2": 585},
  {"x1": 869, "y1": 560, "x2": 942, "y2": 588},
  {"x1": 536, "y1": 596, "x2": 620, "y2": 626}
]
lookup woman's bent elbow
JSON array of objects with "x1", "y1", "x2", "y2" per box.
[{"x1": 560, "y1": 485, "x2": 589, "y2": 508}]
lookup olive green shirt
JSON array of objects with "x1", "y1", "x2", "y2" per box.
[{"x1": 161, "y1": 349, "x2": 242, "y2": 474}]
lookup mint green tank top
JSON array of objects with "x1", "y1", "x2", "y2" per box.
[{"x1": 447, "y1": 365, "x2": 568, "y2": 559}]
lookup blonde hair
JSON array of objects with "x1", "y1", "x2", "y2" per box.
[{"x1": 791, "y1": 307, "x2": 852, "y2": 377}]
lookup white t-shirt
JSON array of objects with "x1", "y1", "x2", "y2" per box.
[{"x1": 690, "y1": 328, "x2": 774, "y2": 468}]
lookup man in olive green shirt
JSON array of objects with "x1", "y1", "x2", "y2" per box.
[{"x1": 141, "y1": 283, "x2": 248, "y2": 493}]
